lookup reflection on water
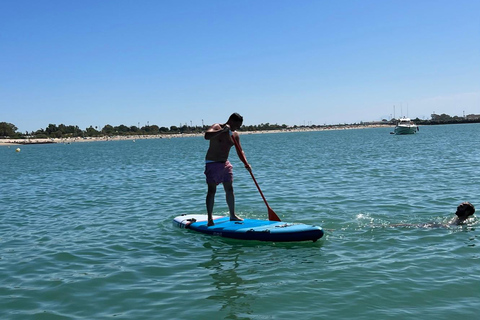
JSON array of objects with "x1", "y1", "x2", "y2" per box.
[
  {"x1": 200, "y1": 243, "x2": 254, "y2": 319},
  {"x1": 197, "y1": 239, "x2": 326, "y2": 319}
]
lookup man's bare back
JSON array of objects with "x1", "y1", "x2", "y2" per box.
[{"x1": 205, "y1": 123, "x2": 234, "y2": 162}]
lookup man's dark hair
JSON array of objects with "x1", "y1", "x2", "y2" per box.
[{"x1": 228, "y1": 113, "x2": 243, "y2": 123}]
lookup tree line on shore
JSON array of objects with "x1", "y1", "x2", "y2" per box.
[
  {"x1": 1, "y1": 113, "x2": 478, "y2": 139},
  {"x1": 0, "y1": 122, "x2": 290, "y2": 139}
]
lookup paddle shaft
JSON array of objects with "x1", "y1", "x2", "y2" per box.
[
  {"x1": 247, "y1": 170, "x2": 276, "y2": 212},
  {"x1": 231, "y1": 132, "x2": 281, "y2": 221}
]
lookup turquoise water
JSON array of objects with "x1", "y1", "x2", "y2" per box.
[{"x1": 1, "y1": 124, "x2": 479, "y2": 319}]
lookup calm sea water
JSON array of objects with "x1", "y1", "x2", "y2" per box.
[{"x1": 1, "y1": 124, "x2": 479, "y2": 319}]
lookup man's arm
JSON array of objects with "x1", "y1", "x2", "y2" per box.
[{"x1": 232, "y1": 132, "x2": 251, "y2": 171}]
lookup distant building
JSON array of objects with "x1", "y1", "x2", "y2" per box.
[{"x1": 466, "y1": 114, "x2": 480, "y2": 120}]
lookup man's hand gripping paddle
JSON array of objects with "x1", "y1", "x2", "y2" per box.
[{"x1": 231, "y1": 132, "x2": 281, "y2": 221}]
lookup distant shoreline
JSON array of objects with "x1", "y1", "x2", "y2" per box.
[{"x1": 1, "y1": 124, "x2": 393, "y2": 146}]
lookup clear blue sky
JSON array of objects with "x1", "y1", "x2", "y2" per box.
[{"x1": 1, "y1": 0, "x2": 479, "y2": 132}]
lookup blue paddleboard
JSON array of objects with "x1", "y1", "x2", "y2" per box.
[{"x1": 173, "y1": 214, "x2": 324, "y2": 242}]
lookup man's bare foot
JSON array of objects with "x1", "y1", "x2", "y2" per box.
[
  {"x1": 230, "y1": 214, "x2": 243, "y2": 222},
  {"x1": 207, "y1": 220, "x2": 215, "y2": 227}
]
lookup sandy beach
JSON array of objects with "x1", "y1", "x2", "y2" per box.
[{"x1": 0, "y1": 124, "x2": 393, "y2": 146}]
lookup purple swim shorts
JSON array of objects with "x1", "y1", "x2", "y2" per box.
[{"x1": 204, "y1": 160, "x2": 233, "y2": 185}]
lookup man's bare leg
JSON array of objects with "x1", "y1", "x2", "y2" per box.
[
  {"x1": 223, "y1": 182, "x2": 243, "y2": 221},
  {"x1": 206, "y1": 183, "x2": 217, "y2": 226}
]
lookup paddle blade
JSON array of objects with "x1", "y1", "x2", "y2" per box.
[{"x1": 268, "y1": 207, "x2": 281, "y2": 221}]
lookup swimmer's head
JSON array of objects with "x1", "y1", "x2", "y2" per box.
[{"x1": 455, "y1": 202, "x2": 475, "y2": 219}]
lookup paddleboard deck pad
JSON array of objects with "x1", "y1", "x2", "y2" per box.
[{"x1": 173, "y1": 214, "x2": 324, "y2": 242}]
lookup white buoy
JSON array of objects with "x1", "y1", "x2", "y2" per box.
[{"x1": 16, "y1": 148, "x2": 21, "y2": 152}]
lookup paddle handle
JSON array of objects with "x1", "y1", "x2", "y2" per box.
[{"x1": 231, "y1": 132, "x2": 281, "y2": 221}]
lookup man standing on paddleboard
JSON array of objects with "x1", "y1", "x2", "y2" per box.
[{"x1": 204, "y1": 113, "x2": 251, "y2": 226}]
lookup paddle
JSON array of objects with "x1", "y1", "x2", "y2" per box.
[{"x1": 231, "y1": 131, "x2": 281, "y2": 222}]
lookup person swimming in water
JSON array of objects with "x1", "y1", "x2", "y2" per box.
[
  {"x1": 389, "y1": 202, "x2": 475, "y2": 228},
  {"x1": 449, "y1": 201, "x2": 475, "y2": 225}
]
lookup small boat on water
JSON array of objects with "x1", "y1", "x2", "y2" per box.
[{"x1": 394, "y1": 117, "x2": 418, "y2": 135}]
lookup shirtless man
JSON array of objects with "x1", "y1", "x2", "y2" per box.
[{"x1": 204, "y1": 113, "x2": 251, "y2": 226}]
